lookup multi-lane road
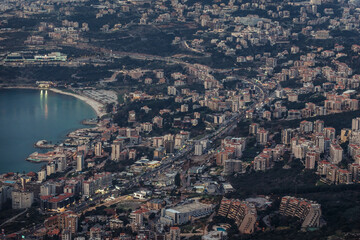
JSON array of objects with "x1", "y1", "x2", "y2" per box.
[
  {"x1": 12, "y1": 44, "x2": 271, "y2": 237},
  {"x1": 69, "y1": 77, "x2": 267, "y2": 218}
]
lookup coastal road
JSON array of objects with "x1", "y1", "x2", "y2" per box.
[
  {"x1": 10, "y1": 75, "x2": 269, "y2": 239},
  {"x1": 60, "y1": 70, "x2": 269, "y2": 216},
  {"x1": 0, "y1": 208, "x2": 28, "y2": 227},
  {"x1": 63, "y1": 42, "x2": 217, "y2": 82}
]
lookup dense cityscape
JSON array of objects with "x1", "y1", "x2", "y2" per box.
[{"x1": 0, "y1": 0, "x2": 360, "y2": 239}]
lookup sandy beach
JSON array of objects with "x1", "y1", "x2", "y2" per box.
[{"x1": 49, "y1": 88, "x2": 106, "y2": 117}]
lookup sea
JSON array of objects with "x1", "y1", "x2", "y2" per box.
[{"x1": 0, "y1": 88, "x2": 96, "y2": 173}]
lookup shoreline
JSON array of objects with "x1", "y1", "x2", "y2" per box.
[
  {"x1": 1, "y1": 85, "x2": 106, "y2": 117},
  {"x1": 1, "y1": 85, "x2": 38, "y2": 90},
  {"x1": 49, "y1": 88, "x2": 106, "y2": 117},
  {"x1": 0, "y1": 85, "x2": 107, "y2": 174}
]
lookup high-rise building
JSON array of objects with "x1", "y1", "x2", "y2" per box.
[
  {"x1": 315, "y1": 133, "x2": 325, "y2": 153},
  {"x1": 95, "y1": 142, "x2": 102, "y2": 157},
  {"x1": 352, "y1": 117, "x2": 360, "y2": 131},
  {"x1": 111, "y1": 140, "x2": 123, "y2": 161},
  {"x1": 194, "y1": 142, "x2": 203, "y2": 156},
  {"x1": 253, "y1": 154, "x2": 271, "y2": 171},
  {"x1": 349, "y1": 163, "x2": 360, "y2": 182},
  {"x1": 300, "y1": 120, "x2": 313, "y2": 133},
  {"x1": 232, "y1": 101, "x2": 240, "y2": 112},
  {"x1": 201, "y1": 139, "x2": 209, "y2": 150},
  {"x1": 83, "y1": 181, "x2": 95, "y2": 197},
  {"x1": 82, "y1": 172, "x2": 112, "y2": 197},
  {"x1": 76, "y1": 152, "x2": 84, "y2": 172},
  {"x1": 131, "y1": 209, "x2": 145, "y2": 231},
  {"x1": 223, "y1": 159, "x2": 242, "y2": 175},
  {"x1": 239, "y1": 209, "x2": 257, "y2": 234},
  {"x1": 314, "y1": 120, "x2": 324, "y2": 133},
  {"x1": 249, "y1": 123, "x2": 259, "y2": 135},
  {"x1": 129, "y1": 149, "x2": 137, "y2": 160},
  {"x1": 169, "y1": 227, "x2": 180, "y2": 240},
  {"x1": 45, "y1": 211, "x2": 78, "y2": 234},
  {"x1": 59, "y1": 212, "x2": 78, "y2": 234},
  {"x1": 46, "y1": 163, "x2": 56, "y2": 176},
  {"x1": 305, "y1": 152, "x2": 317, "y2": 169},
  {"x1": 217, "y1": 198, "x2": 257, "y2": 234},
  {"x1": 330, "y1": 144, "x2": 343, "y2": 164},
  {"x1": 165, "y1": 140, "x2": 175, "y2": 154},
  {"x1": 279, "y1": 196, "x2": 321, "y2": 228},
  {"x1": 167, "y1": 86, "x2": 177, "y2": 96},
  {"x1": 281, "y1": 129, "x2": 292, "y2": 145},
  {"x1": 11, "y1": 191, "x2": 34, "y2": 209},
  {"x1": 324, "y1": 127, "x2": 336, "y2": 140},
  {"x1": 38, "y1": 168, "x2": 47, "y2": 182},
  {"x1": 61, "y1": 229, "x2": 72, "y2": 240},
  {"x1": 350, "y1": 130, "x2": 360, "y2": 145},
  {"x1": 0, "y1": 186, "x2": 12, "y2": 210},
  {"x1": 257, "y1": 129, "x2": 269, "y2": 145},
  {"x1": 40, "y1": 183, "x2": 56, "y2": 196},
  {"x1": 57, "y1": 155, "x2": 67, "y2": 172}
]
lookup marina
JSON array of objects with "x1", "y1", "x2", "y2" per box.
[
  {"x1": 34, "y1": 140, "x2": 56, "y2": 149},
  {"x1": 26, "y1": 151, "x2": 56, "y2": 163}
]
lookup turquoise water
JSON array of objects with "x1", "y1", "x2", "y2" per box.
[{"x1": 0, "y1": 89, "x2": 96, "y2": 173}]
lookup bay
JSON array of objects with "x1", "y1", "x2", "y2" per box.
[{"x1": 0, "y1": 89, "x2": 96, "y2": 174}]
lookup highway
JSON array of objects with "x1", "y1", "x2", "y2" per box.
[
  {"x1": 71, "y1": 75, "x2": 268, "y2": 212},
  {"x1": 12, "y1": 74, "x2": 268, "y2": 238},
  {"x1": 11, "y1": 44, "x2": 270, "y2": 237}
]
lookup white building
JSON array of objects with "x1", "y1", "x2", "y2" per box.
[
  {"x1": 111, "y1": 140, "x2": 123, "y2": 161},
  {"x1": 330, "y1": 144, "x2": 343, "y2": 164},
  {"x1": 95, "y1": 142, "x2": 102, "y2": 157},
  {"x1": 160, "y1": 201, "x2": 213, "y2": 225},
  {"x1": 168, "y1": 86, "x2": 177, "y2": 96},
  {"x1": 12, "y1": 191, "x2": 34, "y2": 209},
  {"x1": 40, "y1": 183, "x2": 56, "y2": 196},
  {"x1": 47, "y1": 163, "x2": 56, "y2": 176},
  {"x1": 38, "y1": 169, "x2": 47, "y2": 182},
  {"x1": 76, "y1": 153, "x2": 84, "y2": 172},
  {"x1": 194, "y1": 142, "x2": 203, "y2": 156}
]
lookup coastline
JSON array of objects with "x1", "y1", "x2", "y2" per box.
[
  {"x1": 1, "y1": 85, "x2": 106, "y2": 117},
  {"x1": 1, "y1": 85, "x2": 39, "y2": 90},
  {"x1": 0, "y1": 86, "x2": 105, "y2": 174},
  {"x1": 49, "y1": 88, "x2": 106, "y2": 117}
]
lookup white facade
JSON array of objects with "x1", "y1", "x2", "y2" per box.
[
  {"x1": 12, "y1": 191, "x2": 34, "y2": 209},
  {"x1": 76, "y1": 153, "x2": 84, "y2": 172}
]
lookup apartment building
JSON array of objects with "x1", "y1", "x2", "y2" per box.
[
  {"x1": 279, "y1": 196, "x2": 321, "y2": 229},
  {"x1": 218, "y1": 198, "x2": 257, "y2": 234}
]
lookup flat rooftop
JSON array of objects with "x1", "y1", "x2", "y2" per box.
[{"x1": 168, "y1": 202, "x2": 212, "y2": 214}]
